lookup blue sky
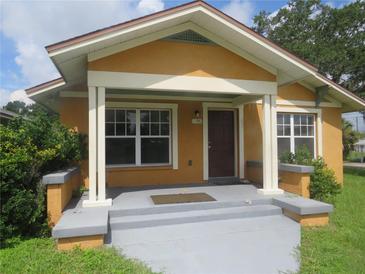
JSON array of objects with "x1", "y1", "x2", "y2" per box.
[{"x1": 0, "y1": 0, "x2": 351, "y2": 106}]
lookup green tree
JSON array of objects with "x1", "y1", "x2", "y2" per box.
[
  {"x1": 253, "y1": 0, "x2": 365, "y2": 99},
  {"x1": 0, "y1": 106, "x2": 86, "y2": 245},
  {"x1": 342, "y1": 119, "x2": 362, "y2": 158},
  {"x1": 3, "y1": 101, "x2": 29, "y2": 116}
]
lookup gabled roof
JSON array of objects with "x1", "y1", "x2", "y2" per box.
[
  {"x1": 26, "y1": 0, "x2": 365, "y2": 112},
  {"x1": 25, "y1": 77, "x2": 65, "y2": 95},
  {"x1": 45, "y1": 0, "x2": 317, "y2": 72}
]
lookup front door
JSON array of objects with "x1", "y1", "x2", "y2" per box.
[{"x1": 208, "y1": 110, "x2": 235, "y2": 178}]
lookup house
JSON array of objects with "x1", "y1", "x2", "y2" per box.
[
  {"x1": 26, "y1": 1, "x2": 364, "y2": 252},
  {"x1": 0, "y1": 109, "x2": 19, "y2": 125},
  {"x1": 343, "y1": 112, "x2": 365, "y2": 153}
]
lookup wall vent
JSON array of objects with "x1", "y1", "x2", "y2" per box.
[{"x1": 163, "y1": 30, "x2": 214, "y2": 45}]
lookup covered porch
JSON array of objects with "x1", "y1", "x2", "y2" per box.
[{"x1": 83, "y1": 74, "x2": 284, "y2": 207}]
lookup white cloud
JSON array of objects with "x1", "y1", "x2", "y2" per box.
[
  {"x1": 0, "y1": 0, "x2": 165, "y2": 106},
  {"x1": 222, "y1": 0, "x2": 254, "y2": 26},
  {"x1": 9, "y1": 89, "x2": 34, "y2": 105},
  {"x1": 0, "y1": 88, "x2": 33, "y2": 107},
  {"x1": 138, "y1": 0, "x2": 165, "y2": 14}
]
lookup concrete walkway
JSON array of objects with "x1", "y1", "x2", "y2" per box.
[
  {"x1": 343, "y1": 162, "x2": 365, "y2": 169},
  {"x1": 57, "y1": 185, "x2": 328, "y2": 273},
  {"x1": 111, "y1": 215, "x2": 300, "y2": 274},
  {"x1": 105, "y1": 185, "x2": 300, "y2": 274}
]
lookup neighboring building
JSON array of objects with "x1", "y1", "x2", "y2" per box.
[
  {"x1": 343, "y1": 112, "x2": 365, "y2": 133},
  {"x1": 343, "y1": 112, "x2": 365, "y2": 152},
  {"x1": 354, "y1": 139, "x2": 365, "y2": 153},
  {"x1": 26, "y1": 0, "x2": 365, "y2": 208},
  {"x1": 0, "y1": 109, "x2": 18, "y2": 125}
]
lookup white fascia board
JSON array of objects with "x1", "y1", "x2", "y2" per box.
[
  {"x1": 49, "y1": 7, "x2": 201, "y2": 57},
  {"x1": 27, "y1": 81, "x2": 66, "y2": 98},
  {"x1": 88, "y1": 71, "x2": 277, "y2": 95},
  {"x1": 313, "y1": 74, "x2": 365, "y2": 109}
]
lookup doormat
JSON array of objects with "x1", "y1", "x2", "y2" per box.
[{"x1": 151, "y1": 192, "x2": 216, "y2": 205}]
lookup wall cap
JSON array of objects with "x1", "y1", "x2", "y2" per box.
[
  {"x1": 42, "y1": 166, "x2": 80, "y2": 185},
  {"x1": 246, "y1": 160, "x2": 314, "y2": 173},
  {"x1": 52, "y1": 207, "x2": 109, "y2": 238},
  {"x1": 273, "y1": 197, "x2": 333, "y2": 215}
]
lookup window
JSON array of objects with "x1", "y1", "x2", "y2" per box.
[
  {"x1": 277, "y1": 113, "x2": 316, "y2": 158},
  {"x1": 106, "y1": 109, "x2": 171, "y2": 166}
]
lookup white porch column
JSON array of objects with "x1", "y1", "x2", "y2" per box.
[
  {"x1": 238, "y1": 104, "x2": 244, "y2": 179},
  {"x1": 83, "y1": 86, "x2": 97, "y2": 206},
  {"x1": 84, "y1": 86, "x2": 112, "y2": 207},
  {"x1": 270, "y1": 95, "x2": 279, "y2": 190},
  {"x1": 258, "y1": 94, "x2": 284, "y2": 195}
]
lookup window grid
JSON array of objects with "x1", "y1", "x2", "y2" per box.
[
  {"x1": 277, "y1": 113, "x2": 316, "y2": 158},
  {"x1": 106, "y1": 108, "x2": 171, "y2": 166}
]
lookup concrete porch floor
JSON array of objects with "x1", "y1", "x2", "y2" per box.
[
  {"x1": 55, "y1": 184, "x2": 332, "y2": 274},
  {"x1": 108, "y1": 184, "x2": 290, "y2": 210},
  {"x1": 69, "y1": 183, "x2": 290, "y2": 210}
]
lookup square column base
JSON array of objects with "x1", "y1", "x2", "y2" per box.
[
  {"x1": 83, "y1": 198, "x2": 112, "y2": 208},
  {"x1": 257, "y1": 188, "x2": 284, "y2": 195}
]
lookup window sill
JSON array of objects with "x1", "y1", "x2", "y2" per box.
[{"x1": 106, "y1": 165, "x2": 173, "y2": 172}]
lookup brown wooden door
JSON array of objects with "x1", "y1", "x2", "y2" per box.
[{"x1": 208, "y1": 110, "x2": 235, "y2": 177}]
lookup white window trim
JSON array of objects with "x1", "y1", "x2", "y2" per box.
[
  {"x1": 105, "y1": 102, "x2": 178, "y2": 169},
  {"x1": 277, "y1": 106, "x2": 322, "y2": 157}
]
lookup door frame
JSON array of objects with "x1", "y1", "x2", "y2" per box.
[{"x1": 203, "y1": 102, "x2": 244, "y2": 181}]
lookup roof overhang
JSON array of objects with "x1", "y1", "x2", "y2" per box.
[{"x1": 26, "y1": 0, "x2": 365, "y2": 112}]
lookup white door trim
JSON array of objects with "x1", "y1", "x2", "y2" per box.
[{"x1": 202, "y1": 102, "x2": 244, "y2": 180}]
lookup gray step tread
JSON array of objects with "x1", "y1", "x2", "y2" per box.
[
  {"x1": 110, "y1": 205, "x2": 282, "y2": 230},
  {"x1": 109, "y1": 200, "x2": 271, "y2": 217}
]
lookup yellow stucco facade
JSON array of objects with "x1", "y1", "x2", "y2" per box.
[
  {"x1": 88, "y1": 40, "x2": 276, "y2": 81},
  {"x1": 59, "y1": 40, "x2": 344, "y2": 189},
  {"x1": 46, "y1": 170, "x2": 82, "y2": 226}
]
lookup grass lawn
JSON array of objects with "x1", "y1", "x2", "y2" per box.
[
  {"x1": 300, "y1": 168, "x2": 365, "y2": 274},
  {"x1": 0, "y1": 238, "x2": 155, "y2": 274}
]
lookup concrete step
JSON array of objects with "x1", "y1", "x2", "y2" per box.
[
  {"x1": 109, "y1": 199, "x2": 271, "y2": 218},
  {"x1": 110, "y1": 204, "x2": 282, "y2": 230}
]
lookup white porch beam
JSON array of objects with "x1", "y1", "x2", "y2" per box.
[
  {"x1": 232, "y1": 95, "x2": 261, "y2": 107},
  {"x1": 82, "y1": 86, "x2": 97, "y2": 207},
  {"x1": 88, "y1": 71, "x2": 277, "y2": 96}
]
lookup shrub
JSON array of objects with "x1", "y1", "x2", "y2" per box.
[
  {"x1": 0, "y1": 107, "x2": 86, "y2": 245},
  {"x1": 310, "y1": 158, "x2": 341, "y2": 202},
  {"x1": 279, "y1": 146, "x2": 340, "y2": 202}
]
